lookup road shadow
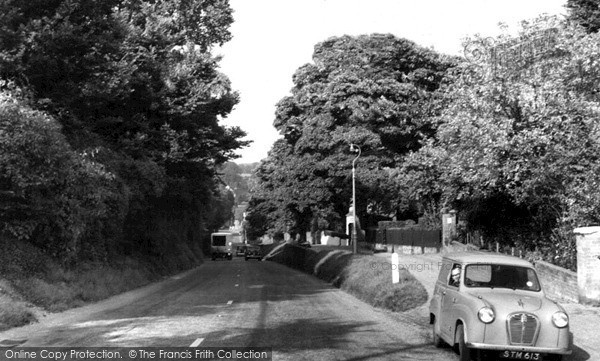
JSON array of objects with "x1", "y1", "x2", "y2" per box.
[
  {"x1": 202, "y1": 318, "x2": 374, "y2": 349},
  {"x1": 193, "y1": 318, "x2": 448, "y2": 360},
  {"x1": 569, "y1": 344, "x2": 591, "y2": 361},
  {"x1": 5, "y1": 260, "x2": 349, "y2": 346}
]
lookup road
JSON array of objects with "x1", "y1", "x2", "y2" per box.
[{"x1": 0, "y1": 257, "x2": 458, "y2": 361}]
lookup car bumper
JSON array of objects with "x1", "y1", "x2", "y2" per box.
[{"x1": 466, "y1": 342, "x2": 572, "y2": 355}]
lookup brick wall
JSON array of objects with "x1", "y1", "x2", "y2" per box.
[{"x1": 534, "y1": 260, "x2": 578, "y2": 303}]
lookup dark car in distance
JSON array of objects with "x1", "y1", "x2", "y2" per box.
[
  {"x1": 235, "y1": 245, "x2": 247, "y2": 257},
  {"x1": 245, "y1": 245, "x2": 262, "y2": 261}
]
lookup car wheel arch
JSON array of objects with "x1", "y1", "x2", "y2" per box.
[{"x1": 454, "y1": 319, "x2": 468, "y2": 345}]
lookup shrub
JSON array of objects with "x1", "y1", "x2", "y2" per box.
[
  {"x1": 0, "y1": 295, "x2": 36, "y2": 330},
  {"x1": 0, "y1": 89, "x2": 118, "y2": 263},
  {"x1": 15, "y1": 277, "x2": 80, "y2": 312}
]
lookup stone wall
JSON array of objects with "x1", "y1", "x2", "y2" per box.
[
  {"x1": 387, "y1": 245, "x2": 439, "y2": 254},
  {"x1": 534, "y1": 260, "x2": 579, "y2": 303}
]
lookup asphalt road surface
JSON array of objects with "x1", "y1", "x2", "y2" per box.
[{"x1": 0, "y1": 257, "x2": 460, "y2": 361}]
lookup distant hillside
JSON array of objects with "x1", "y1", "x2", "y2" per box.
[
  {"x1": 219, "y1": 162, "x2": 259, "y2": 203},
  {"x1": 238, "y1": 162, "x2": 260, "y2": 174}
]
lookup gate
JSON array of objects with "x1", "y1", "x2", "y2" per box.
[{"x1": 381, "y1": 228, "x2": 442, "y2": 252}]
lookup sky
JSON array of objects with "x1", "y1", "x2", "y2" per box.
[{"x1": 215, "y1": 0, "x2": 567, "y2": 164}]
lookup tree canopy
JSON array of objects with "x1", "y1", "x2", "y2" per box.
[
  {"x1": 567, "y1": 0, "x2": 600, "y2": 33},
  {"x1": 247, "y1": 34, "x2": 455, "y2": 238},
  {"x1": 400, "y1": 16, "x2": 600, "y2": 269},
  {"x1": 248, "y1": 18, "x2": 600, "y2": 271},
  {"x1": 0, "y1": 0, "x2": 247, "y2": 263}
]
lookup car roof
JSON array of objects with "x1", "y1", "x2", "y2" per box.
[{"x1": 443, "y1": 251, "x2": 534, "y2": 267}]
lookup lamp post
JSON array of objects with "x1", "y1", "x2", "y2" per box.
[{"x1": 350, "y1": 143, "x2": 361, "y2": 254}]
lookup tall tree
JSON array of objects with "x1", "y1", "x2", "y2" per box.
[
  {"x1": 403, "y1": 16, "x2": 600, "y2": 269},
  {"x1": 247, "y1": 34, "x2": 454, "y2": 238}
]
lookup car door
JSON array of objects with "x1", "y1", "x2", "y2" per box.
[{"x1": 440, "y1": 262, "x2": 462, "y2": 341}]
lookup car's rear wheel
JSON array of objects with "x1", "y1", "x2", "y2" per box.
[
  {"x1": 456, "y1": 324, "x2": 475, "y2": 361},
  {"x1": 432, "y1": 316, "x2": 444, "y2": 348}
]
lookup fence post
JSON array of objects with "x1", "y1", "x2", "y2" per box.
[
  {"x1": 511, "y1": 247, "x2": 514, "y2": 256},
  {"x1": 496, "y1": 242, "x2": 499, "y2": 253}
]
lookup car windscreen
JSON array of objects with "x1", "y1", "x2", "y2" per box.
[
  {"x1": 212, "y1": 235, "x2": 227, "y2": 246},
  {"x1": 464, "y1": 264, "x2": 541, "y2": 292}
]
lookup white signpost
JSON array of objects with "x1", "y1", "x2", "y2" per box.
[{"x1": 391, "y1": 250, "x2": 399, "y2": 284}]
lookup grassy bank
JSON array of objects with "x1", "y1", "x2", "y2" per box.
[
  {"x1": 266, "y1": 244, "x2": 428, "y2": 312},
  {"x1": 0, "y1": 237, "x2": 203, "y2": 331},
  {"x1": 0, "y1": 285, "x2": 36, "y2": 330}
]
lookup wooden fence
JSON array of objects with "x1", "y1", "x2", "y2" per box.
[{"x1": 377, "y1": 228, "x2": 441, "y2": 249}]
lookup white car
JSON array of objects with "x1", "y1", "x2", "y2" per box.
[{"x1": 429, "y1": 252, "x2": 572, "y2": 361}]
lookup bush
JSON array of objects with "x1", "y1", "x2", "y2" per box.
[
  {"x1": 10, "y1": 258, "x2": 163, "y2": 312},
  {"x1": 15, "y1": 277, "x2": 80, "y2": 312},
  {"x1": 0, "y1": 89, "x2": 118, "y2": 262},
  {"x1": 0, "y1": 237, "x2": 193, "y2": 324},
  {"x1": 0, "y1": 294, "x2": 36, "y2": 330}
]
